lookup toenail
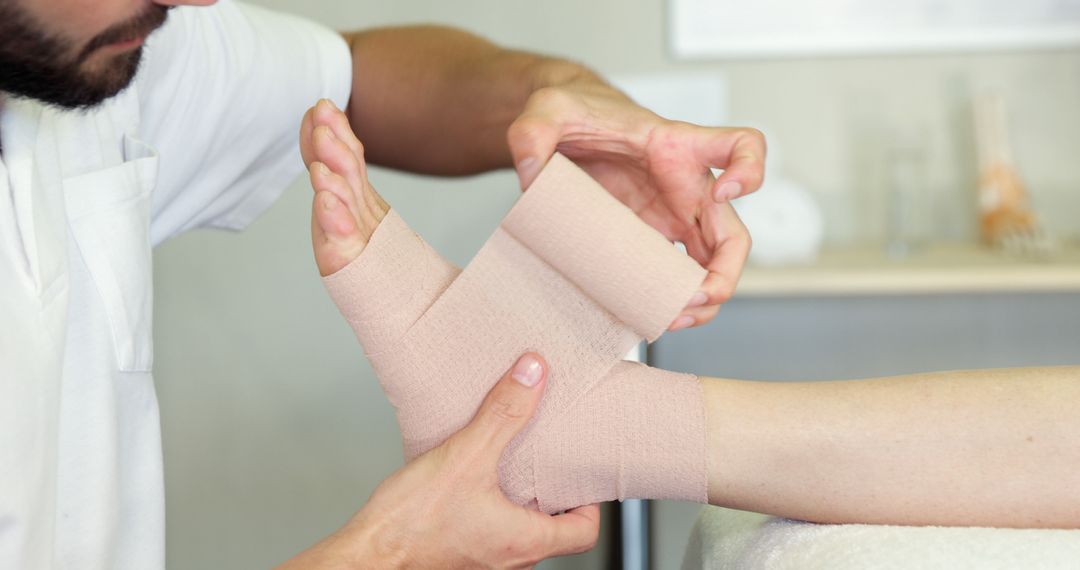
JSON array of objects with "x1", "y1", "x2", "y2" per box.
[{"x1": 321, "y1": 193, "x2": 337, "y2": 210}]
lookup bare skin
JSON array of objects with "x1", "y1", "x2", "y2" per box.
[
  {"x1": 304, "y1": 101, "x2": 1080, "y2": 533},
  {"x1": 705, "y1": 369, "x2": 1080, "y2": 529}
]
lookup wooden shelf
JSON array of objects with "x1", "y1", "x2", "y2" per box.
[{"x1": 737, "y1": 243, "x2": 1080, "y2": 297}]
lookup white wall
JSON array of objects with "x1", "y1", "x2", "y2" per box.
[{"x1": 153, "y1": 1, "x2": 1080, "y2": 568}]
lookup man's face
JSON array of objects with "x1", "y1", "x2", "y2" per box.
[{"x1": 0, "y1": 0, "x2": 213, "y2": 110}]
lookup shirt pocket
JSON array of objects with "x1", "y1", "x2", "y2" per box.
[{"x1": 63, "y1": 135, "x2": 159, "y2": 372}]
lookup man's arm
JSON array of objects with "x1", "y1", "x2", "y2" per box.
[
  {"x1": 333, "y1": 25, "x2": 766, "y2": 331},
  {"x1": 342, "y1": 26, "x2": 597, "y2": 176}
]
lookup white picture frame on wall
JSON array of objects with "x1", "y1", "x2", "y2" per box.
[{"x1": 671, "y1": 0, "x2": 1080, "y2": 59}]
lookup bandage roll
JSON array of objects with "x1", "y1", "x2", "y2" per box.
[{"x1": 503, "y1": 153, "x2": 706, "y2": 342}]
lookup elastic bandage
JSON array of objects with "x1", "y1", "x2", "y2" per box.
[{"x1": 324, "y1": 154, "x2": 709, "y2": 512}]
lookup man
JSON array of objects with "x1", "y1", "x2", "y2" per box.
[{"x1": 0, "y1": 0, "x2": 763, "y2": 567}]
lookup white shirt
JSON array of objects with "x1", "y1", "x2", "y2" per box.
[{"x1": 0, "y1": 3, "x2": 352, "y2": 567}]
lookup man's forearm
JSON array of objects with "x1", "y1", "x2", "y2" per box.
[
  {"x1": 341, "y1": 26, "x2": 604, "y2": 176},
  {"x1": 704, "y1": 366, "x2": 1080, "y2": 528}
]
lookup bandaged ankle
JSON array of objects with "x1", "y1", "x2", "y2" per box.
[
  {"x1": 529, "y1": 361, "x2": 707, "y2": 510},
  {"x1": 323, "y1": 154, "x2": 709, "y2": 512}
]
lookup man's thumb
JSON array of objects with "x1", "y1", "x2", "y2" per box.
[
  {"x1": 507, "y1": 114, "x2": 560, "y2": 189},
  {"x1": 456, "y1": 353, "x2": 547, "y2": 461}
]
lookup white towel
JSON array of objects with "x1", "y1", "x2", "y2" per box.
[{"x1": 682, "y1": 506, "x2": 1080, "y2": 570}]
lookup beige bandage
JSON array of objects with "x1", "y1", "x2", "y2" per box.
[{"x1": 324, "y1": 153, "x2": 709, "y2": 512}]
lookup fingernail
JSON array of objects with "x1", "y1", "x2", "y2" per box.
[
  {"x1": 714, "y1": 181, "x2": 742, "y2": 202},
  {"x1": 511, "y1": 355, "x2": 543, "y2": 387},
  {"x1": 517, "y1": 157, "x2": 540, "y2": 188},
  {"x1": 318, "y1": 98, "x2": 337, "y2": 111},
  {"x1": 687, "y1": 291, "x2": 708, "y2": 307},
  {"x1": 316, "y1": 162, "x2": 330, "y2": 175},
  {"x1": 670, "y1": 315, "x2": 694, "y2": 331}
]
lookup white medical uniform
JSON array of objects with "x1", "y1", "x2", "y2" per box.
[{"x1": 0, "y1": 2, "x2": 351, "y2": 567}]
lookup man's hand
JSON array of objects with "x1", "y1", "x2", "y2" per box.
[
  {"x1": 336, "y1": 27, "x2": 760, "y2": 328},
  {"x1": 507, "y1": 79, "x2": 763, "y2": 330},
  {"x1": 278, "y1": 354, "x2": 600, "y2": 569}
]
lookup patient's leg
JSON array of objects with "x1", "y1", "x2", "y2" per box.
[
  {"x1": 702, "y1": 367, "x2": 1080, "y2": 528},
  {"x1": 305, "y1": 101, "x2": 709, "y2": 513},
  {"x1": 306, "y1": 101, "x2": 1080, "y2": 528}
]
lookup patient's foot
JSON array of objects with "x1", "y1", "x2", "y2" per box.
[
  {"x1": 306, "y1": 101, "x2": 709, "y2": 514},
  {"x1": 301, "y1": 99, "x2": 390, "y2": 276}
]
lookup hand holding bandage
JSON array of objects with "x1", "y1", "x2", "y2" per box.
[
  {"x1": 507, "y1": 79, "x2": 761, "y2": 330},
  {"x1": 277, "y1": 354, "x2": 601, "y2": 568},
  {"x1": 302, "y1": 100, "x2": 711, "y2": 514}
]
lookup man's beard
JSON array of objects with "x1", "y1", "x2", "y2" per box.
[{"x1": 0, "y1": 2, "x2": 170, "y2": 110}]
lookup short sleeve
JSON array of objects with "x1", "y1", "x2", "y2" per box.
[{"x1": 135, "y1": 1, "x2": 352, "y2": 246}]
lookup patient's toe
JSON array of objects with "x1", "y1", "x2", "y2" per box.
[{"x1": 310, "y1": 162, "x2": 372, "y2": 276}]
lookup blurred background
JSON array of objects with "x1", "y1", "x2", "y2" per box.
[{"x1": 152, "y1": 1, "x2": 1080, "y2": 568}]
